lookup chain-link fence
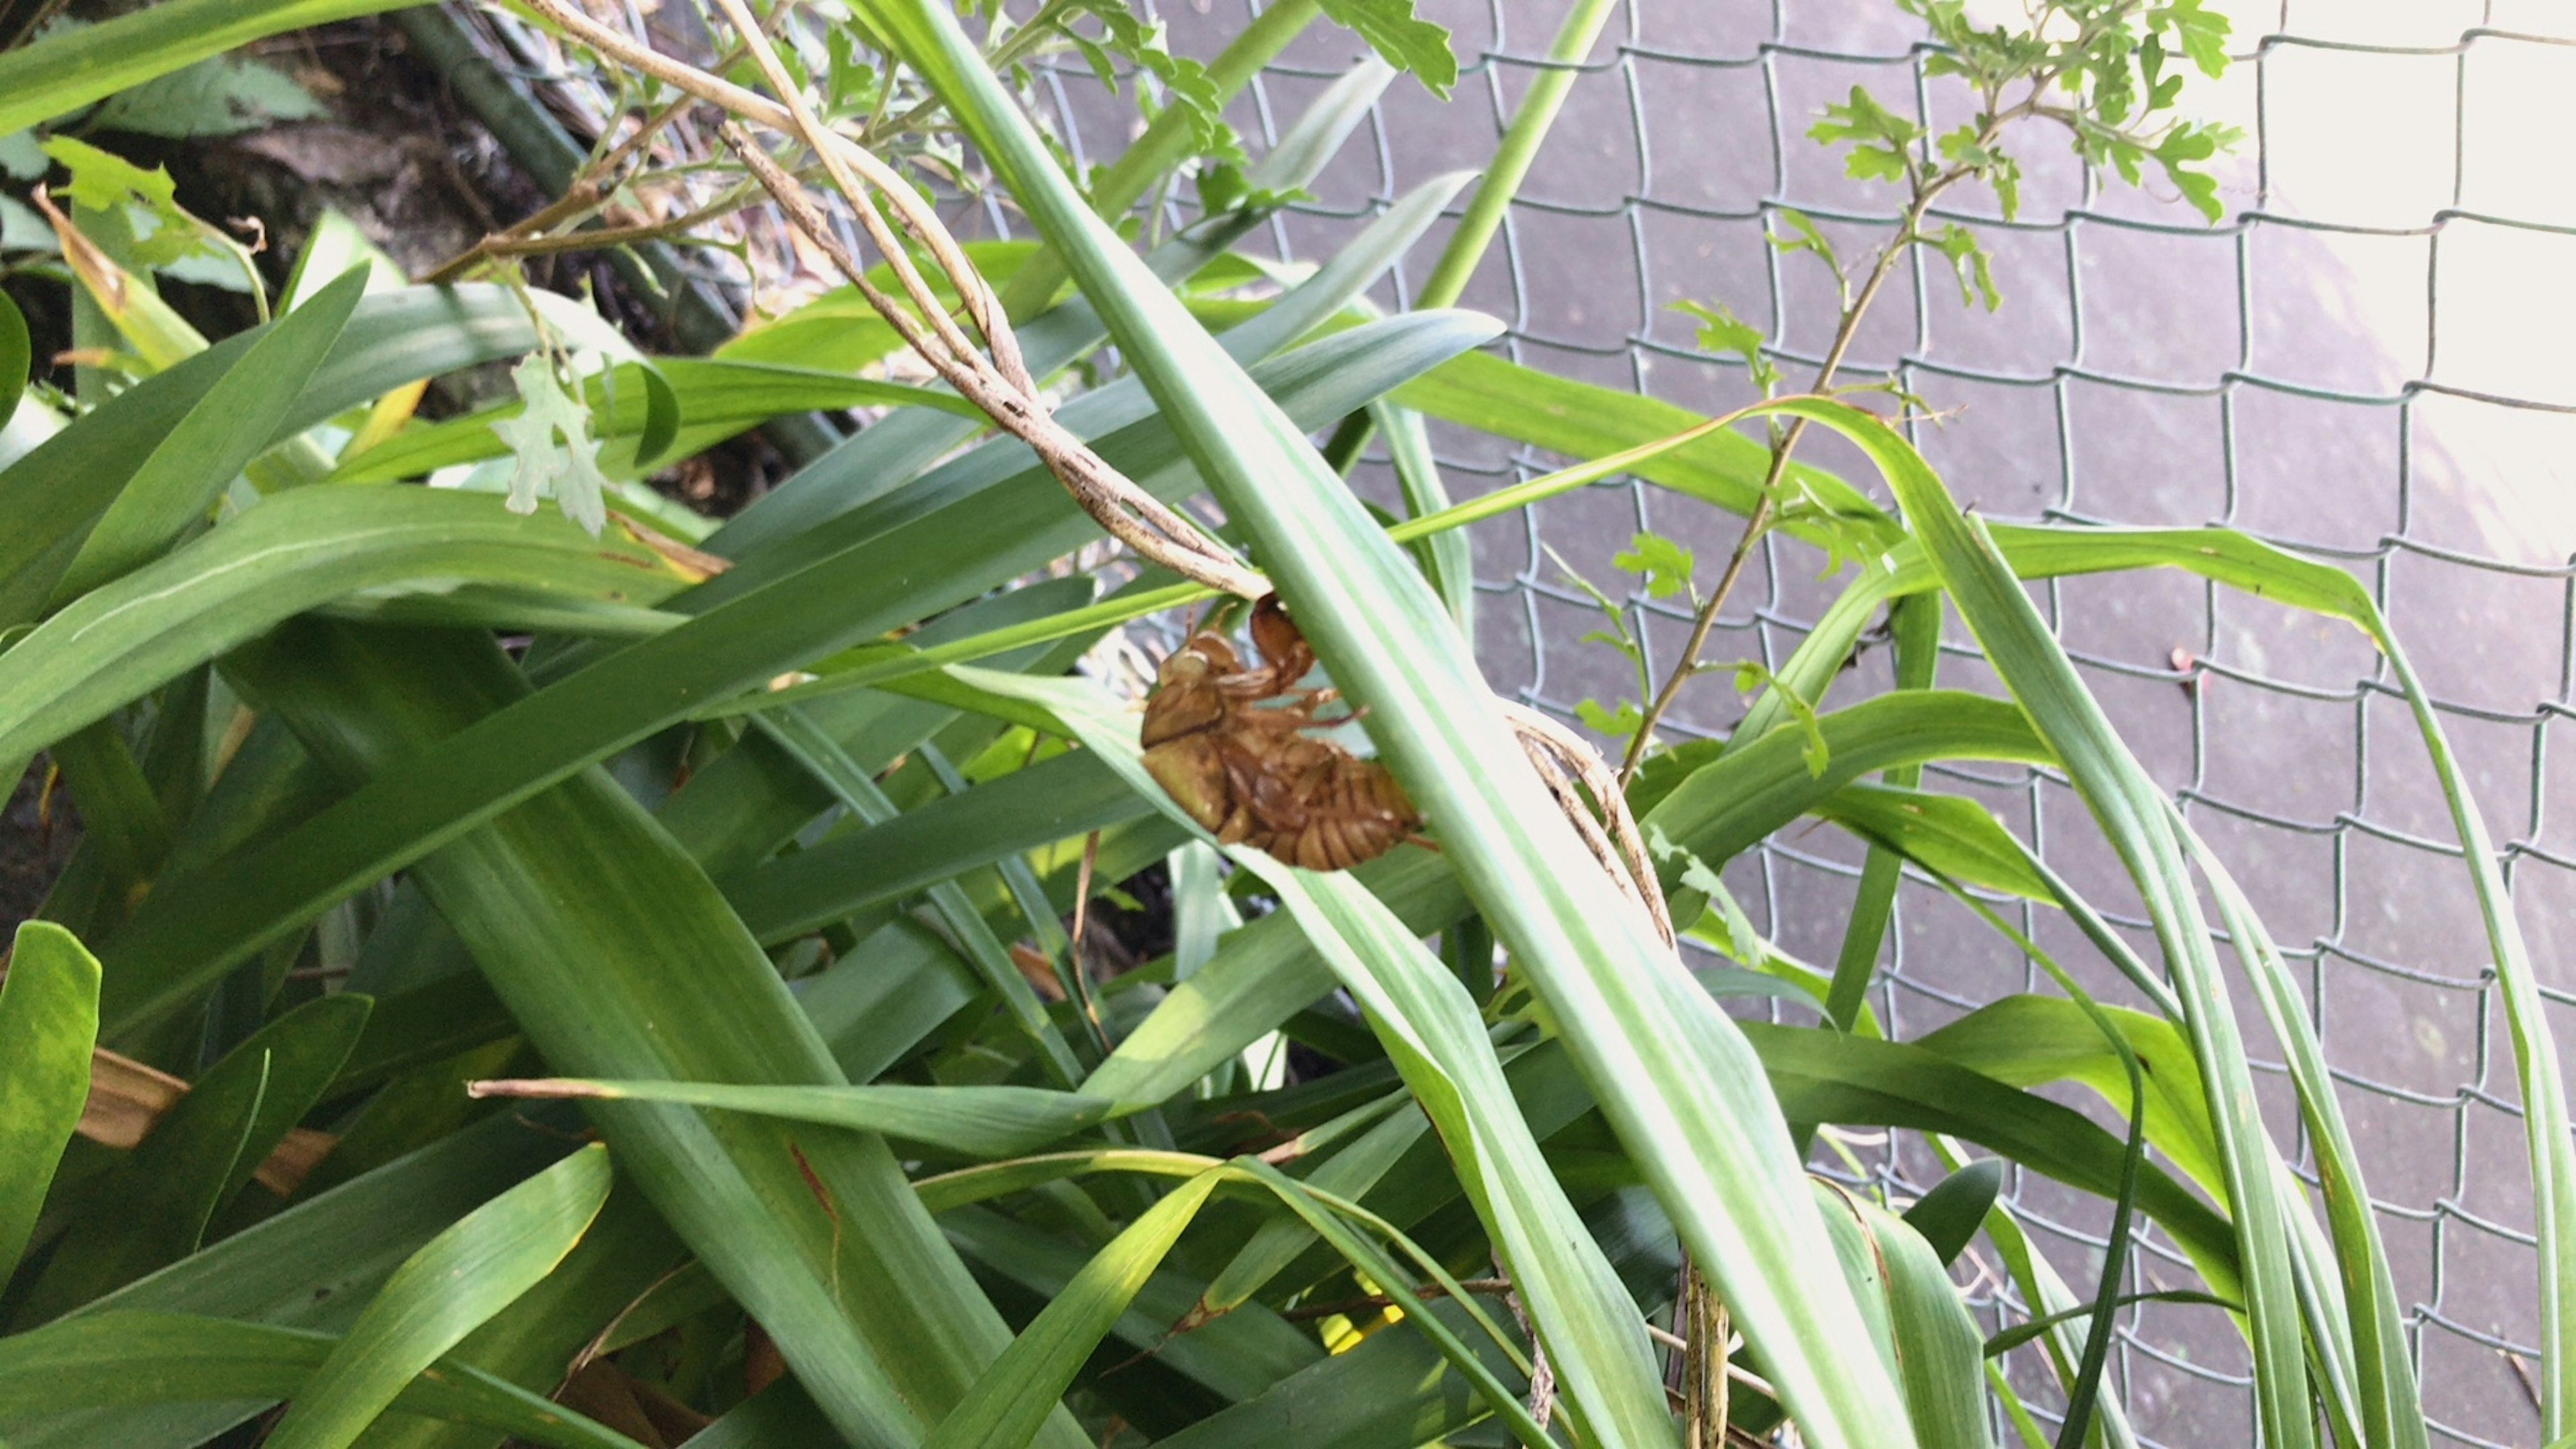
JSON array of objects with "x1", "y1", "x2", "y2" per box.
[
  {"x1": 438, "y1": 0, "x2": 2576, "y2": 1438},
  {"x1": 1031, "y1": 3, "x2": 2576, "y2": 1443}
]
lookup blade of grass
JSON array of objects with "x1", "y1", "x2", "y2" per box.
[
  {"x1": 261, "y1": 1144, "x2": 613, "y2": 1449},
  {"x1": 861, "y1": 7, "x2": 1919, "y2": 1436},
  {"x1": 0, "y1": 285, "x2": 576, "y2": 627},
  {"x1": 17, "y1": 994, "x2": 370, "y2": 1325},
  {"x1": 0, "y1": 487, "x2": 702, "y2": 767},
  {"x1": 464, "y1": 1079, "x2": 1113, "y2": 1160},
  {"x1": 1753, "y1": 394, "x2": 2316, "y2": 1449},
  {"x1": 1823, "y1": 592, "x2": 1939, "y2": 1032},
  {"x1": 920, "y1": 1171, "x2": 1226, "y2": 1449},
  {"x1": 52, "y1": 268, "x2": 368, "y2": 603},
  {"x1": 751, "y1": 706, "x2": 1087, "y2": 1084},
  {"x1": 1813, "y1": 1187, "x2": 1992, "y2": 1449},
  {"x1": 0, "y1": 0, "x2": 429, "y2": 133},
  {"x1": 0, "y1": 1309, "x2": 643, "y2": 1449}
]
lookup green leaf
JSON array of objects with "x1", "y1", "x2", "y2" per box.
[
  {"x1": 0, "y1": 0, "x2": 422, "y2": 135},
  {"x1": 1747, "y1": 394, "x2": 2317, "y2": 1449},
  {"x1": 922, "y1": 1171, "x2": 1224, "y2": 1449},
  {"x1": 1613, "y1": 530, "x2": 1695, "y2": 600},
  {"x1": 1644, "y1": 692, "x2": 2051, "y2": 875},
  {"x1": 1930, "y1": 223, "x2": 2000, "y2": 312},
  {"x1": 1148, "y1": 1295, "x2": 1506, "y2": 1448},
  {"x1": 1809, "y1": 85, "x2": 1920, "y2": 185},
  {"x1": 1373, "y1": 400, "x2": 1472, "y2": 635},
  {"x1": 331, "y1": 358, "x2": 982, "y2": 486},
  {"x1": 1817, "y1": 1187, "x2": 1991, "y2": 1448},
  {"x1": 0, "y1": 922, "x2": 100, "y2": 1277},
  {"x1": 0, "y1": 284, "x2": 563, "y2": 628},
  {"x1": 19, "y1": 994, "x2": 370, "y2": 1322},
  {"x1": 1811, "y1": 782, "x2": 2055, "y2": 904},
  {"x1": 38, "y1": 137, "x2": 200, "y2": 269},
  {"x1": 1729, "y1": 659, "x2": 1829, "y2": 777},
  {"x1": 262, "y1": 1144, "x2": 613, "y2": 1449},
  {"x1": 1393, "y1": 348, "x2": 1894, "y2": 553},
  {"x1": 492, "y1": 355, "x2": 609, "y2": 537},
  {"x1": 1313, "y1": 0, "x2": 1456, "y2": 97},
  {"x1": 0, "y1": 289, "x2": 28, "y2": 429},
  {"x1": 50, "y1": 266, "x2": 368, "y2": 603},
  {"x1": 1902, "y1": 1159, "x2": 2002, "y2": 1268},
  {"x1": 1982, "y1": 1291, "x2": 2238, "y2": 1360},
  {"x1": 1, "y1": 1109, "x2": 577, "y2": 1448},
  {"x1": 227, "y1": 621, "x2": 1075, "y2": 1449},
  {"x1": 1768, "y1": 206, "x2": 1841, "y2": 274},
  {"x1": 940, "y1": 1202, "x2": 1321, "y2": 1403},
  {"x1": 1919, "y1": 998, "x2": 2218, "y2": 1197},
  {"x1": 1574, "y1": 697, "x2": 1643, "y2": 741},
  {"x1": 0, "y1": 487, "x2": 698, "y2": 767},
  {"x1": 468, "y1": 1079, "x2": 1113, "y2": 1160},
  {"x1": 0, "y1": 1309, "x2": 643, "y2": 1449},
  {"x1": 1668, "y1": 297, "x2": 1779, "y2": 392},
  {"x1": 1646, "y1": 822, "x2": 1761, "y2": 965},
  {"x1": 1745, "y1": 1026, "x2": 2241, "y2": 1303},
  {"x1": 87, "y1": 50, "x2": 323, "y2": 138},
  {"x1": 627, "y1": 358, "x2": 682, "y2": 468}
]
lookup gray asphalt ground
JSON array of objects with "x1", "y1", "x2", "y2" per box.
[{"x1": 1034, "y1": 2, "x2": 2576, "y2": 1441}]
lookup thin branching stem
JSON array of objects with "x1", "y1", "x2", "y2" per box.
[{"x1": 1613, "y1": 88, "x2": 2045, "y2": 786}]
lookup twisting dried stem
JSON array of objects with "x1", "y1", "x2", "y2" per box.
[
  {"x1": 1494, "y1": 1252, "x2": 1559, "y2": 1430},
  {"x1": 1498, "y1": 701, "x2": 1672, "y2": 947},
  {"x1": 504, "y1": 0, "x2": 1267, "y2": 593},
  {"x1": 1681, "y1": 1265, "x2": 1731, "y2": 1448},
  {"x1": 523, "y1": 0, "x2": 1690, "y2": 967},
  {"x1": 704, "y1": 0, "x2": 998, "y2": 385},
  {"x1": 717, "y1": 127, "x2": 1263, "y2": 598}
]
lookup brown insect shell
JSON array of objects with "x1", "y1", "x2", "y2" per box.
[
  {"x1": 1138, "y1": 635, "x2": 1240, "y2": 747},
  {"x1": 1247, "y1": 595, "x2": 1316, "y2": 689},
  {"x1": 1142, "y1": 731, "x2": 1234, "y2": 836},
  {"x1": 1139, "y1": 602, "x2": 1424, "y2": 871}
]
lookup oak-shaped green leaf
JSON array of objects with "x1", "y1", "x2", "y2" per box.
[
  {"x1": 39, "y1": 136, "x2": 216, "y2": 269},
  {"x1": 1316, "y1": 0, "x2": 1456, "y2": 98},
  {"x1": 1613, "y1": 530, "x2": 1695, "y2": 600},
  {"x1": 491, "y1": 354, "x2": 609, "y2": 537}
]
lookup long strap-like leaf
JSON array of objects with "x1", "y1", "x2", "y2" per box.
[
  {"x1": 1759, "y1": 395, "x2": 2318, "y2": 1449},
  {"x1": 855, "y1": 7, "x2": 1920, "y2": 1442}
]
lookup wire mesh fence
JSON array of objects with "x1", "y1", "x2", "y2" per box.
[
  {"x1": 1025, "y1": 2, "x2": 2576, "y2": 1442},
  {"x1": 439, "y1": 0, "x2": 2576, "y2": 1439}
]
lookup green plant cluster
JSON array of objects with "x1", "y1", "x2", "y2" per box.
[{"x1": 0, "y1": 2, "x2": 2565, "y2": 1448}]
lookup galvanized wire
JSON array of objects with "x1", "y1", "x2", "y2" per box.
[
  {"x1": 1027, "y1": 2, "x2": 2576, "y2": 1443},
  {"x1": 455, "y1": 0, "x2": 2575, "y2": 1438}
]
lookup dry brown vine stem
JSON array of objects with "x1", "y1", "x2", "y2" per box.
[
  {"x1": 1496, "y1": 701, "x2": 1672, "y2": 947},
  {"x1": 519, "y1": 0, "x2": 1684, "y2": 945},
  {"x1": 514, "y1": 0, "x2": 1261, "y2": 600}
]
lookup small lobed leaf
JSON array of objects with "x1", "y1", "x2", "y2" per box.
[
  {"x1": 1613, "y1": 530, "x2": 1695, "y2": 600},
  {"x1": 38, "y1": 136, "x2": 220, "y2": 270},
  {"x1": 492, "y1": 354, "x2": 610, "y2": 537},
  {"x1": 1809, "y1": 85, "x2": 1921, "y2": 186},
  {"x1": 1574, "y1": 697, "x2": 1643, "y2": 741},
  {"x1": 1930, "y1": 223, "x2": 2001, "y2": 313},
  {"x1": 1315, "y1": 0, "x2": 1457, "y2": 99}
]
